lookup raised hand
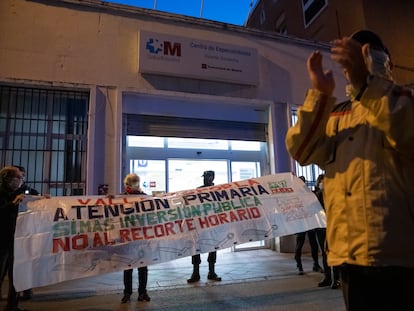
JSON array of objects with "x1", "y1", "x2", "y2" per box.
[
  {"x1": 307, "y1": 51, "x2": 335, "y2": 96},
  {"x1": 331, "y1": 37, "x2": 369, "y2": 91}
]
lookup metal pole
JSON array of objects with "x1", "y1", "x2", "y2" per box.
[
  {"x1": 245, "y1": 0, "x2": 255, "y2": 26},
  {"x1": 200, "y1": 0, "x2": 204, "y2": 17}
]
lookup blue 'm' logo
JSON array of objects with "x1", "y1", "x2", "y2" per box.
[{"x1": 146, "y1": 38, "x2": 163, "y2": 54}]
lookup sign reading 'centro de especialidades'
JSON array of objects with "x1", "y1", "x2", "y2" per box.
[{"x1": 138, "y1": 30, "x2": 259, "y2": 85}]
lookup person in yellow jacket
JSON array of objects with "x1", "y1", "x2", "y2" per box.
[{"x1": 285, "y1": 30, "x2": 414, "y2": 310}]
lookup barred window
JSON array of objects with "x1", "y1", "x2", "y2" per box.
[
  {"x1": 291, "y1": 109, "x2": 323, "y2": 188},
  {"x1": 0, "y1": 85, "x2": 89, "y2": 196}
]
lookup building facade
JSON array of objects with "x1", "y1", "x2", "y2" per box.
[
  {"x1": 246, "y1": 0, "x2": 414, "y2": 86},
  {"x1": 0, "y1": 0, "x2": 347, "y2": 251}
]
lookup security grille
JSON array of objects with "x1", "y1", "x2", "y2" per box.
[
  {"x1": 291, "y1": 108, "x2": 324, "y2": 188},
  {"x1": 0, "y1": 84, "x2": 89, "y2": 196}
]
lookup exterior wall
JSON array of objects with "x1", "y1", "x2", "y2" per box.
[
  {"x1": 247, "y1": 0, "x2": 414, "y2": 86},
  {"x1": 0, "y1": 1, "x2": 345, "y2": 103},
  {"x1": 0, "y1": 0, "x2": 346, "y2": 193}
]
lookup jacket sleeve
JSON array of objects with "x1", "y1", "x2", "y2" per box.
[
  {"x1": 0, "y1": 196, "x2": 16, "y2": 210},
  {"x1": 361, "y1": 76, "x2": 414, "y2": 158},
  {"x1": 285, "y1": 89, "x2": 336, "y2": 167}
]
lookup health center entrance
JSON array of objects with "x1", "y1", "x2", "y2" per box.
[
  {"x1": 122, "y1": 94, "x2": 272, "y2": 250},
  {"x1": 124, "y1": 135, "x2": 270, "y2": 251}
]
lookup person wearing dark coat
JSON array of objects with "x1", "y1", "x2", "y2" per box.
[
  {"x1": 0, "y1": 166, "x2": 26, "y2": 311},
  {"x1": 294, "y1": 176, "x2": 323, "y2": 275},
  {"x1": 12, "y1": 166, "x2": 38, "y2": 301},
  {"x1": 313, "y1": 174, "x2": 340, "y2": 289},
  {"x1": 187, "y1": 170, "x2": 222, "y2": 283}
]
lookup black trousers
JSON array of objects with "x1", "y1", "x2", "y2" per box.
[
  {"x1": 123, "y1": 266, "x2": 148, "y2": 295},
  {"x1": 314, "y1": 228, "x2": 328, "y2": 273},
  {"x1": 340, "y1": 264, "x2": 414, "y2": 311},
  {"x1": 0, "y1": 248, "x2": 18, "y2": 311},
  {"x1": 314, "y1": 228, "x2": 339, "y2": 281},
  {"x1": 294, "y1": 230, "x2": 319, "y2": 268},
  {"x1": 191, "y1": 251, "x2": 217, "y2": 265}
]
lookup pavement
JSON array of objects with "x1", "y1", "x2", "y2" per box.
[{"x1": 1, "y1": 247, "x2": 346, "y2": 311}]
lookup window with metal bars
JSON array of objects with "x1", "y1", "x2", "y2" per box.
[
  {"x1": 291, "y1": 108, "x2": 324, "y2": 188},
  {"x1": 0, "y1": 84, "x2": 89, "y2": 196}
]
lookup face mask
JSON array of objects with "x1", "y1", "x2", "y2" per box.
[
  {"x1": 130, "y1": 182, "x2": 140, "y2": 190},
  {"x1": 9, "y1": 177, "x2": 23, "y2": 191},
  {"x1": 345, "y1": 84, "x2": 359, "y2": 99},
  {"x1": 364, "y1": 47, "x2": 392, "y2": 79}
]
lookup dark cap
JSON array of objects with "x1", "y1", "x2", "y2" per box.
[
  {"x1": 202, "y1": 170, "x2": 215, "y2": 178},
  {"x1": 351, "y1": 30, "x2": 390, "y2": 56}
]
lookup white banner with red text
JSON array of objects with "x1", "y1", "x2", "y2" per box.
[{"x1": 14, "y1": 173, "x2": 325, "y2": 291}]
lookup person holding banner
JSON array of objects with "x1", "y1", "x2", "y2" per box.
[
  {"x1": 312, "y1": 174, "x2": 340, "y2": 289},
  {"x1": 294, "y1": 230, "x2": 321, "y2": 275},
  {"x1": 294, "y1": 177, "x2": 323, "y2": 275},
  {"x1": 0, "y1": 166, "x2": 27, "y2": 311},
  {"x1": 13, "y1": 165, "x2": 52, "y2": 301},
  {"x1": 12, "y1": 166, "x2": 38, "y2": 301},
  {"x1": 97, "y1": 183, "x2": 109, "y2": 195},
  {"x1": 187, "y1": 170, "x2": 222, "y2": 283},
  {"x1": 121, "y1": 173, "x2": 150, "y2": 303},
  {"x1": 286, "y1": 30, "x2": 414, "y2": 310}
]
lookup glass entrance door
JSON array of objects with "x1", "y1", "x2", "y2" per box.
[
  {"x1": 168, "y1": 159, "x2": 228, "y2": 192},
  {"x1": 128, "y1": 158, "x2": 261, "y2": 194},
  {"x1": 126, "y1": 136, "x2": 268, "y2": 250}
]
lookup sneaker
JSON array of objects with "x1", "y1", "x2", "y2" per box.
[
  {"x1": 296, "y1": 267, "x2": 304, "y2": 275},
  {"x1": 138, "y1": 292, "x2": 151, "y2": 302},
  {"x1": 207, "y1": 272, "x2": 222, "y2": 281},
  {"x1": 187, "y1": 273, "x2": 200, "y2": 283},
  {"x1": 121, "y1": 293, "x2": 131, "y2": 303}
]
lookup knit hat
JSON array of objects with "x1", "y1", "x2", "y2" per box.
[{"x1": 351, "y1": 30, "x2": 390, "y2": 57}]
